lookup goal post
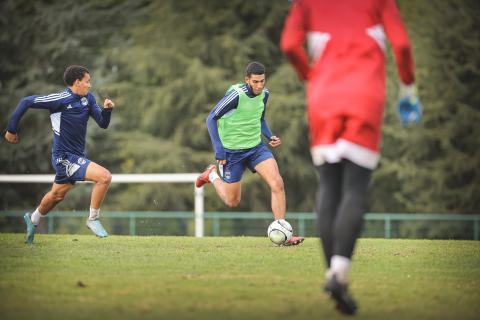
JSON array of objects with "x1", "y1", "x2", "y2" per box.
[{"x1": 0, "y1": 173, "x2": 205, "y2": 237}]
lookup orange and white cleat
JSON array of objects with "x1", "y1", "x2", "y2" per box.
[
  {"x1": 284, "y1": 235, "x2": 305, "y2": 246},
  {"x1": 195, "y1": 164, "x2": 217, "y2": 188}
]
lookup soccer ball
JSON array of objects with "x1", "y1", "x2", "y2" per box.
[{"x1": 268, "y1": 219, "x2": 293, "y2": 245}]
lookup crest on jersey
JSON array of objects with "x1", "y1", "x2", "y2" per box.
[
  {"x1": 77, "y1": 157, "x2": 87, "y2": 165},
  {"x1": 81, "y1": 97, "x2": 88, "y2": 106}
]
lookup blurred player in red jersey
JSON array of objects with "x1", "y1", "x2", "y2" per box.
[{"x1": 281, "y1": 0, "x2": 422, "y2": 314}]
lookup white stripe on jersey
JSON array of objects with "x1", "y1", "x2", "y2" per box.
[
  {"x1": 35, "y1": 92, "x2": 71, "y2": 103},
  {"x1": 307, "y1": 31, "x2": 331, "y2": 63},
  {"x1": 50, "y1": 112, "x2": 61, "y2": 136},
  {"x1": 35, "y1": 92, "x2": 70, "y2": 103},
  {"x1": 366, "y1": 24, "x2": 386, "y2": 52},
  {"x1": 214, "y1": 90, "x2": 239, "y2": 116},
  {"x1": 35, "y1": 90, "x2": 68, "y2": 99},
  {"x1": 34, "y1": 92, "x2": 66, "y2": 99}
]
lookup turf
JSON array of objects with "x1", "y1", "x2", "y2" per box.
[{"x1": 0, "y1": 234, "x2": 478, "y2": 320}]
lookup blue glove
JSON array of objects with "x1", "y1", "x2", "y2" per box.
[{"x1": 397, "y1": 83, "x2": 422, "y2": 126}]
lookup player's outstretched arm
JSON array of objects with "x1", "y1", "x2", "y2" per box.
[
  {"x1": 6, "y1": 93, "x2": 65, "y2": 142},
  {"x1": 5, "y1": 96, "x2": 38, "y2": 144}
]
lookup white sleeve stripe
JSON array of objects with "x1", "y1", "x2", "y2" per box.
[
  {"x1": 214, "y1": 93, "x2": 238, "y2": 116},
  {"x1": 213, "y1": 91, "x2": 239, "y2": 116},
  {"x1": 35, "y1": 92, "x2": 71, "y2": 103},
  {"x1": 35, "y1": 92, "x2": 70, "y2": 100},
  {"x1": 36, "y1": 93, "x2": 63, "y2": 99},
  {"x1": 34, "y1": 94, "x2": 64, "y2": 101},
  {"x1": 35, "y1": 93, "x2": 70, "y2": 102},
  {"x1": 34, "y1": 91, "x2": 68, "y2": 99}
]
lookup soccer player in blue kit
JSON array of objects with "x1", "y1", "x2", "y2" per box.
[
  {"x1": 196, "y1": 62, "x2": 304, "y2": 246},
  {"x1": 4, "y1": 65, "x2": 115, "y2": 243}
]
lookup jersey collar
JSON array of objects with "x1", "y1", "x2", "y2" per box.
[
  {"x1": 66, "y1": 87, "x2": 87, "y2": 99},
  {"x1": 244, "y1": 83, "x2": 258, "y2": 98}
]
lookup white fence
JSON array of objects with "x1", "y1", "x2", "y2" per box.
[{"x1": 0, "y1": 173, "x2": 205, "y2": 237}]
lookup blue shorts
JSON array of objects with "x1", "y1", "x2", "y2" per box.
[
  {"x1": 51, "y1": 153, "x2": 91, "y2": 184},
  {"x1": 219, "y1": 142, "x2": 274, "y2": 183}
]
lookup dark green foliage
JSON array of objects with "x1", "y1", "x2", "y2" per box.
[
  {"x1": 1, "y1": 0, "x2": 478, "y2": 216},
  {"x1": 376, "y1": 0, "x2": 480, "y2": 214}
]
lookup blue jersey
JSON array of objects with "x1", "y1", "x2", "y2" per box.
[
  {"x1": 206, "y1": 83, "x2": 273, "y2": 160},
  {"x1": 6, "y1": 87, "x2": 112, "y2": 157}
]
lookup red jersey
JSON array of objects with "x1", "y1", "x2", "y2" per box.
[{"x1": 281, "y1": 0, "x2": 415, "y2": 168}]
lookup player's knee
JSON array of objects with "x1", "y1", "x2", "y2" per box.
[
  {"x1": 99, "y1": 170, "x2": 112, "y2": 185},
  {"x1": 271, "y1": 177, "x2": 284, "y2": 193},
  {"x1": 344, "y1": 192, "x2": 368, "y2": 210}
]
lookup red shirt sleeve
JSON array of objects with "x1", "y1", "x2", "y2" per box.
[
  {"x1": 280, "y1": 0, "x2": 311, "y2": 81},
  {"x1": 381, "y1": 0, "x2": 415, "y2": 84}
]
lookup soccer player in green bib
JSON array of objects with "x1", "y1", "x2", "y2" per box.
[{"x1": 196, "y1": 61, "x2": 304, "y2": 246}]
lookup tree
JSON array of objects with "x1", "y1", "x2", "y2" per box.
[{"x1": 1, "y1": 0, "x2": 478, "y2": 218}]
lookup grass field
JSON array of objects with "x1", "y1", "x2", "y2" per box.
[{"x1": 0, "y1": 234, "x2": 479, "y2": 320}]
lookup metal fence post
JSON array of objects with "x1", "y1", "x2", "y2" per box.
[
  {"x1": 385, "y1": 215, "x2": 391, "y2": 239},
  {"x1": 48, "y1": 216, "x2": 54, "y2": 234},
  {"x1": 298, "y1": 217, "x2": 305, "y2": 236},
  {"x1": 129, "y1": 214, "x2": 136, "y2": 236},
  {"x1": 213, "y1": 217, "x2": 220, "y2": 236},
  {"x1": 474, "y1": 217, "x2": 479, "y2": 241}
]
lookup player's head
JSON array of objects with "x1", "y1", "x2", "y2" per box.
[
  {"x1": 245, "y1": 61, "x2": 266, "y2": 96},
  {"x1": 64, "y1": 65, "x2": 91, "y2": 96}
]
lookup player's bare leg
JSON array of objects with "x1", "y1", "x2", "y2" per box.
[
  {"x1": 24, "y1": 183, "x2": 73, "y2": 244},
  {"x1": 213, "y1": 180, "x2": 241, "y2": 208},
  {"x1": 85, "y1": 162, "x2": 112, "y2": 209},
  {"x1": 196, "y1": 164, "x2": 242, "y2": 208},
  {"x1": 84, "y1": 162, "x2": 112, "y2": 237},
  {"x1": 254, "y1": 158, "x2": 285, "y2": 220},
  {"x1": 255, "y1": 158, "x2": 304, "y2": 246},
  {"x1": 38, "y1": 183, "x2": 74, "y2": 214}
]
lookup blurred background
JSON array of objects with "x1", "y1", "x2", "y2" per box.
[{"x1": 0, "y1": 0, "x2": 479, "y2": 238}]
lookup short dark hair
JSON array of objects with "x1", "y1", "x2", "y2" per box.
[
  {"x1": 63, "y1": 65, "x2": 89, "y2": 86},
  {"x1": 245, "y1": 61, "x2": 265, "y2": 77}
]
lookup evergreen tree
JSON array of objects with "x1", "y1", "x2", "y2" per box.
[{"x1": 1, "y1": 0, "x2": 478, "y2": 218}]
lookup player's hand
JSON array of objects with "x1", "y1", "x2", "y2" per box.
[
  {"x1": 4, "y1": 131, "x2": 19, "y2": 144},
  {"x1": 216, "y1": 159, "x2": 226, "y2": 165},
  {"x1": 269, "y1": 136, "x2": 281, "y2": 148},
  {"x1": 397, "y1": 83, "x2": 422, "y2": 126},
  {"x1": 103, "y1": 98, "x2": 115, "y2": 109}
]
